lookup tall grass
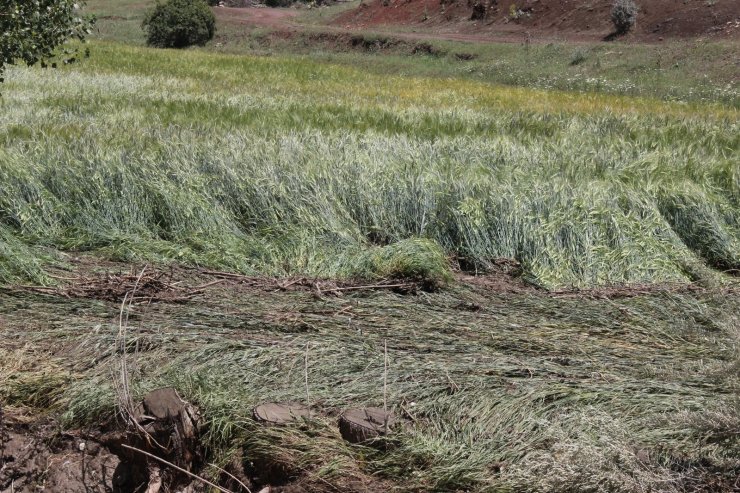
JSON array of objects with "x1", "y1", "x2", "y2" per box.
[{"x1": 0, "y1": 42, "x2": 737, "y2": 287}]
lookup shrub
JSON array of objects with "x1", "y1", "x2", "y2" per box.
[
  {"x1": 142, "y1": 0, "x2": 216, "y2": 49},
  {"x1": 569, "y1": 48, "x2": 588, "y2": 66},
  {"x1": 611, "y1": 0, "x2": 638, "y2": 34},
  {"x1": 264, "y1": 0, "x2": 296, "y2": 7}
]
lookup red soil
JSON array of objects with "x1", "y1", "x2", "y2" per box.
[{"x1": 334, "y1": 0, "x2": 740, "y2": 42}]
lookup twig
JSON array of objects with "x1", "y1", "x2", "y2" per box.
[
  {"x1": 383, "y1": 340, "x2": 388, "y2": 413},
  {"x1": 399, "y1": 402, "x2": 417, "y2": 423},
  {"x1": 0, "y1": 404, "x2": 5, "y2": 458},
  {"x1": 383, "y1": 340, "x2": 390, "y2": 432},
  {"x1": 13, "y1": 285, "x2": 58, "y2": 292},
  {"x1": 121, "y1": 444, "x2": 235, "y2": 493},
  {"x1": 326, "y1": 283, "x2": 413, "y2": 292},
  {"x1": 47, "y1": 274, "x2": 81, "y2": 281},
  {"x1": 191, "y1": 279, "x2": 229, "y2": 290},
  {"x1": 277, "y1": 278, "x2": 302, "y2": 290},
  {"x1": 208, "y1": 462, "x2": 252, "y2": 493},
  {"x1": 201, "y1": 270, "x2": 254, "y2": 280},
  {"x1": 304, "y1": 342, "x2": 311, "y2": 419},
  {"x1": 116, "y1": 291, "x2": 133, "y2": 419},
  {"x1": 114, "y1": 266, "x2": 164, "y2": 449}
]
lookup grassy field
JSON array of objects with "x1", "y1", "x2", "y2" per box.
[
  {"x1": 1, "y1": 3, "x2": 739, "y2": 492},
  {"x1": 1, "y1": 42, "x2": 738, "y2": 288},
  {"x1": 86, "y1": 0, "x2": 740, "y2": 105},
  {"x1": 227, "y1": 31, "x2": 740, "y2": 106}
]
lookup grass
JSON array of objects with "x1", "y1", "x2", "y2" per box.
[
  {"x1": 231, "y1": 33, "x2": 740, "y2": 106},
  {"x1": 0, "y1": 42, "x2": 738, "y2": 288},
  {"x1": 1, "y1": 274, "x2": 738, "y2": 491},
  {"x1": 0, "y1": 3, "x2": 739, "y2": 491},
  {"x1": 84, "y1": 0, "x2": 740, "y2": 105},
  {"x1": 85, "y1": 0, "x2": 150, "y2": 45}
]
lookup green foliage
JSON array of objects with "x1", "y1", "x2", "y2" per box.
[
  {"x1": 82, "y1": 1, "x2": 739, "y2": 105},
  {"x1": 0, "y1": 225, "x2": 49, "y2": 284},
  {"x1": 611, "y1": 0, "x2": 638, "y2": 34},
  {"x1": 0, "y1": 0, "x2": 94, "y2": 83},
  {"x1": 142, "y1": 0, "x2": 216, "y2": 49},
  {"x1": 3, "y1": 372, "x2": 70, "y2": 409}
]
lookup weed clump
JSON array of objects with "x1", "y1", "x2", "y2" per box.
[
  {"x1": 142, "y1": 0, "x2": 216, "y2": 49},
  {"x1": 569, "y1": 48, "x2": 588, "y2": 66},
  {"x1": 353, "y1": 238, "x2": 451, "y2": 290}
]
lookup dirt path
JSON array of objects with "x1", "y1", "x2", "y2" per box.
[{"x1": 214, "y1": 5, "x2": 593, "y2": 45}]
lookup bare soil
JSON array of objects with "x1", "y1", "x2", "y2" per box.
[
  {"x1": 215, "y1": 5, "x2": 300, "y2": 30},
  {"x1": 1, "y1": 408, "x2": 123, "y2": 493},
  {"x1": 213, "y1": 1, "x2": 738, "y2": 50},
  {"x1": 334, "y1": 0, "x2": 740, "y2": 42}
]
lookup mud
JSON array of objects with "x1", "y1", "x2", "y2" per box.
[
  {"x1": 253, "y1": 403, "x2": 311, "y2": 425},
  {"x1": 1, "y1": 408, "x2": 122, "y2": 493},
  {"x1": 2, "y1": 390, "x2": 224, "y2": 493}
]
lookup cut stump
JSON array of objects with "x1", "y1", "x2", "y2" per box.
[
  {"x1": 104, "y1": 387, "x2": 203, "y2": 493},
  {"x1": 253, "y1": 403, "x2": 310, "y2": 425},
  {"x1": 339, "y1": 407, "x2": 395, "y2": 444},
  {"x1": 141, "y1": 387, "x2": 185, "y2": 420}
]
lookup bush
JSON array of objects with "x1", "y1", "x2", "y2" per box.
[
  {"x1": 264, "y1": 0, "x2": 296, "y2": 7},
  {"x1": 142, "y1": 0, "x2": 216, "y2": 48},
  {"x1": 569, "y1": 48, "x2": 588, "y2": 66},
  {"x1": 611, "y1": 0, "x2": 638, "y2": 34}
]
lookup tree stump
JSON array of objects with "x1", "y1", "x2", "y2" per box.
[
  {"x1": 338, "y1": 407, "x2": 395, "y2": 444},
  {"x1": 105, "y1": 387, "x2": 203, "y2": 493},
  {"x1": 253, "y1": 403, "x2": 310, "y2": 425}
]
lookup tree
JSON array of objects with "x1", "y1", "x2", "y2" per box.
[
  {"x1": 142, "y1": 0, "x2": 216, "y2": 49},
  {"x1": 0, "y1": 0, "x2": 94, "y2": 83}
]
